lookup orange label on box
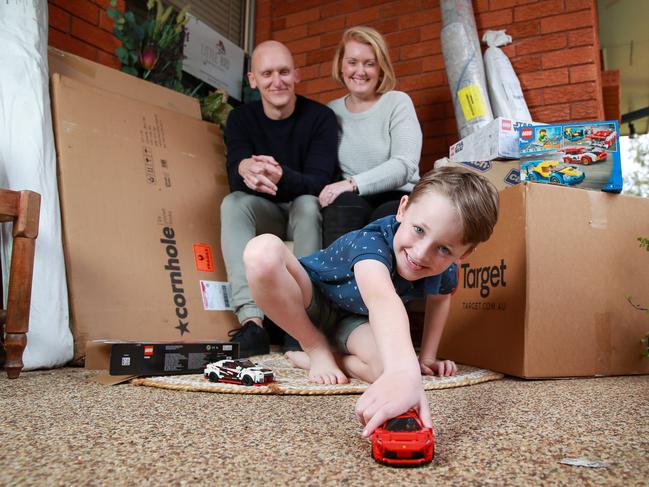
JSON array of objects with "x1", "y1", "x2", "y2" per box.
[{"x1": 193, "y1": 243, "x2": 215, "y2": 272}]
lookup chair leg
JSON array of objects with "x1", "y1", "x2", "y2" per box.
[{"x1": 4, "y1": 235, "x2": 37, "y2": 379}]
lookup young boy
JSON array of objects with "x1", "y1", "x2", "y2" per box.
[{"x1": 243, "y1": 167, "x2": 499, "y2": 437}]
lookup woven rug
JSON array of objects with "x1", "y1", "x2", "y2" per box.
[{"x1": 131, "y1": 353, "x2": 503, "y2": 395}]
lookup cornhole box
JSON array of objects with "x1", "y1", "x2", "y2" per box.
[
  {"x1": 435, "y1": 158, "x2": 520, "y2": 191},
  {"x1": 48, "y1": 46, "x2": 201, "y2": 119},
  {"x1": 438, "y1": 183, "x2": 649, "y2": 378},
  {"x1": 50, "y1": 74, "x2": 238, "y2": 363}
]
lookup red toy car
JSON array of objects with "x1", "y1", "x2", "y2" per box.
[
  {"x1": 586, "y1": 129, "x2": 617, "y2": 149},
  {"x1": 561, "y1": 146, "x2": 607, "y2": 165},
  {"x1": 371, "y1": 410, "x2": 434, "y2": 466}
]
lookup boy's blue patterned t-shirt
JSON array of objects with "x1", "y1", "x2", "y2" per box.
[{"x1": 299, "y1": 215, "x2": 458, "y2": 315}]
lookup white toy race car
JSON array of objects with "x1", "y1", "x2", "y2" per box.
[{"x1": 204, "y1": 359, "x2": 274, "y2": 386}]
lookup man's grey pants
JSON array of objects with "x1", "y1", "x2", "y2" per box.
[{"x1": 220, "y1": 191, "x2": 322, "y2": 324}]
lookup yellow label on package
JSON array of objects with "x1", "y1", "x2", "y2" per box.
[{"x1": 458, "y1": 84, "x2": 488, "y2": 120}]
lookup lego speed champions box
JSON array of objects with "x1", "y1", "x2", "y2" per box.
[{"x1": 518, "y1": 120, "x2": 622, "y2": 193}]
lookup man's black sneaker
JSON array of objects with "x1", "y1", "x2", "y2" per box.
[
  {"x1": 281, "y1": 332, "x2": 302, "y2": 353},
  {"x1": 228, "y1": 321, "x2": 270, "y2": 358}
]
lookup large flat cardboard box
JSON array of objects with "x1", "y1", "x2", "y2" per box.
[
  {"x1": 51, "y1": 74, "x2": 237, "y2": 362},
  {"x1": 439, "y1": 183, "x2": 649, "y2": 378},
  {"x1": 435, "y1": 158, "x2": 520, "y2": 191},
  {"x1": 48, "y1": 46, "x2": 201, "y2": 120}
]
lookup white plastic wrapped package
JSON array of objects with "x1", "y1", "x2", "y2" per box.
[
  {"x1": 483, "y1": 30, "x2": 532, "y2": 122},
  {"x1": 0, "y1": 0, "x2": 73, "y2": 369},
  {"x1": 440, "y1": 0, "x2": 494, "y2": 139}
]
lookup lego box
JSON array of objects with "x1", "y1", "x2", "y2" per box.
[
  {"x1": 438, "y1": 183, "x2": 649, "y2": 378},
  {"x1": 518, "y1": 120, "x2": 622, "y2": 192},
  {"x1": 449, "y1": 117, "x2": 542, "y2": 162}
]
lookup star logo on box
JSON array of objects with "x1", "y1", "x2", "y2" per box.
[{"x1": 144, "y1": 345, "x2": 154, "y2": 356}]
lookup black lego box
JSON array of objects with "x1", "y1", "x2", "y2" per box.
[{"x1": 108, "y1": 342, "x2": 238, "y2": 376}]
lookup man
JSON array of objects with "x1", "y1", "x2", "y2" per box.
[{"x1": 221, "y1": 40, "x2": 338, "y2": 357}]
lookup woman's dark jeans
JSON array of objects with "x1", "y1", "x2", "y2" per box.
[{"x1": 322, "y1": 190, "x2": 407, "y2": 247}]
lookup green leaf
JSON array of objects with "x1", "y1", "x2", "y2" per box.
[
  {"x1": 115, "y1": 46, "x2": 130, "y2": 63},
  {"x1": 124, "y1": 11, "x2": 136, "y2": 24},
  {"x1": 106, "y1": 8, "x2": 121, "y2": 21},
  {"x1": 121, "y1": 66, "x2": 139, "y2": 76}
]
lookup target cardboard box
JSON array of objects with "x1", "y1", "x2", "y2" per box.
[
  {"x1": 51, "y1": 74, "x2": 238, "y2": 362},
  {"x1": 438, "y1": 183, "x2": 649, "y2": 378}
]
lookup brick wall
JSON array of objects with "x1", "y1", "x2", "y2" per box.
[
  {"x1": 47, "y1": 0, "x2": 124, "y2": 69},
  {"x1": 256, "y1": 0, "x2": 605, "y2": 169}
]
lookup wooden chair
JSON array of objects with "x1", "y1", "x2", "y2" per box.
[{"x1": 0, "y1": 189, "x2": 40, "y2": 379}]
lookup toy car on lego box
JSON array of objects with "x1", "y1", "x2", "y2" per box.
[
  {"x1": 371, "y1": 410, "x2": 434, "y2": 467},
  {"x1": 518, "y1": 120, "x2": 622, "y2": 192},
  {"x1": 204, "y1": 359, "x2": 274, "y2": 386}
]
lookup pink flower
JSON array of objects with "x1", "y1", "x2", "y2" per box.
[{"x1": 139, "y1": 45, "x2": 158, "y2": 70}]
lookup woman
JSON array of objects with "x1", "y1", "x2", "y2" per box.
[{"x1": 319, "y1": 26, "x2": 423, "y2": 246}]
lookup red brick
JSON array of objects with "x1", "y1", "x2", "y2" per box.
[
  {"x1": 284, "y1": 8, "x2": 320, "y2": 28},
  {"x1": 400, "y1": 41, "x2": 436, "y2": 61},
  {"x1": 570, "y1": 100, "x2": 603, "y2": 120},
  {"x1": 274, "y1": 0, "x2": 324, "y2": 17},
  {"x1": 368, "y1": 17, "x2": 400, "y2": 34},
  {"x1": 543, "y1": 81, "x2": 596, "y2": 104},
  {"x1": 420, "y1": 24, "x2": 441, "y2": 41},
  {"x1": 395, "y1": 59, "x2": 423, "y2": 77},
  {"x1": 401, "y1": 71, "x2": 446, "y2": 92},
  {"x1": 320, "y1": 61, "x2": 334, "y2": 77},
  {"x1": 257, "y1": 17, "x2": 272, "y2": 35},
  {"x1": 476, "y1": 8, "x2": 513, "y2": 29},
  {"x1": 501, "y1": 45, "x2": 515, "y2": 58},
  {"x1": 540, "y1": 11, "x2": 595, "y2": 34},
  {"x1": 306, "y1": 47, "x2": 336, "y2": 65},
  {"x1": 568, "y1": 27, "x2": 595, "y2": 47},
  {"x1": 256, "y1": 0, "x2": 271, "y2": 18},
  {"x1": 489, "y1": 0, "x2": 517, "y2": 8},
  {"x1": 271, "y1": 18, "x2": 286, "y2": 31},
  {"x1": 358, "y1": 0, "x2": 391, "y2": 8},
  {"x1": 284, "y1": 35, "x2": 321, "y2": 54},
  {"x1": 569, "y1": 64, "x2": 598, "y2": 83},
  {"x1": 410, "y1": 88, "x2": 451, "y2": 106},
  {"x1": 515, "y1": 33, "x2": 567, "y2": 56},
  {"x1": 346, "y1": 6, "x2": 381, "y2": 26},
  {"x1": 70, "y1": 16, "x2": 119, "y2": 53},
  {"x1": 507, "y1": 20, "x2": 540, "y2": 39},
  {"x1": 50, "y1": 0, "x2": 99, "y2": 25},
  {"x1": 542, "y1": 46, "x2": 596, "y2": 69},
  {"x1": 399, "y1": 9, "x2": 438, "y2": 30},
  {"x1": 531, "y1": 104, "x2": 571, "y2": 123},
  {"x1": 308, "y1": 16, "x2": 346, "y2": 36},
  {"x1": 474, "y1": 0, "x2": 489, "y2": 12},
  {"x1": 524, "y1": 88, "x2": 544, "y2": 107},
  {"x1": 48, "y1": 28, "x2": 98, "y2": 61},
  {"x1": 298, "y1": 63, "x2": 320, "y2": 81},
  {"x1": 421, "y1": 118, "x2": 456, "y2": 137},
  {"x1": 519, "y1": 67, "x2": 569, "y2": 89},
  {"x1": 98, "y1": 10, "x2": 115, "y2": 32},
  {"x1": 49, "y1": 4, "x2": 70, "y2": 33},
  {"x1": 96, "y1": 49, "x2": 120, "y2": 69},
  {"x1": 421, "y1": 54, "x2": 445, "y2": 72},
  {"x1": 274, "y1": 24, "x2": 308, "y2": 43},
  {"x1": 514, "y1": 0, "x2": 564, "y2": 22},
  {"x1": 293, "y1": 53, "x2": 307, "y2": 67},
  {"x1": 303, "y1": 76, "x2": 339, "y2": 94},
  {"x1": 566, "y1": 0, "x2": 592, "y2": 11},
  {"x1": 386, "y1": 29, "x2": 420, "y2": 48},
  {"x1": 511, "y1": 55, "x2": 543, "y2": 74},
  {"x1": 321, "y1": 0, "x2": 360, "y2": 18},
  {"x1": 321, "y1": 30, "x2": 343, "y2": 48},
  {"x1": 382, "y1": 0, "x2": 421, "y2": 19}
]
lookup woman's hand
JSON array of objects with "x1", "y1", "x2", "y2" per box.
[{"x1": 318, "y1": 179, "x2": 355, "y2": 208}]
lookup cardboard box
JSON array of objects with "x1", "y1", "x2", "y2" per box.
[
  {"x1": 438, "y1": 183, "x2": 649, "y2": 378},
  {"x1": 48, "y1": 47, "x2": 201, "y2": 120},
  {"x1": 435, "y1": 158, "x2": 520, "y2": 191},
  {"x1": 51, "y1": 74, "x2": 238, "y2": 361},
  {"x1": 84, "y1": 340, "x2": 237, "y2": 375},
  {"x1": 519, "y1": 120, "x2": 623, "y2": 192},
  {"x1": 449, "y1": 117, "x2": 542, "y2": 162}
]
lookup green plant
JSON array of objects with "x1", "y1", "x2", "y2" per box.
[
  {"x1": 626, "y1": 236, "x2": 649, "y2": 357},
  {"x1": 107, "y1": 0, "x2": 190, "y2": 92},
  {"x1": 105, "y1": 0, "x2": 233, "y2": 129}
]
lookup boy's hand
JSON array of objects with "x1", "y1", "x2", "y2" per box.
[
  {"x1": 355, "y1": 370, "x2": 431, "y2": 438},
  {"x1": 419, "y1": 356, "x2": 457, "y2": 377}
]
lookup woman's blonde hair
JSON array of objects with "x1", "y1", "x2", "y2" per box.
[{"x1": 331, "y1": 26, "x2": 396, "y2": 94}]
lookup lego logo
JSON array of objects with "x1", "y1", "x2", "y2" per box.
[
  {"x1": 502, "y1": 119, "x2": 512, "y2": 131},
  {"x1": 144, "y1": 345, "x2": 154, "y2": 356},
  {"x1": 521, "y1": 128, "x2": 533, "y2": 138}
]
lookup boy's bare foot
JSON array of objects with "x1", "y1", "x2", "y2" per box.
[
  {"x1": 302, "y1": 344, "x2": 348, "y2": 385},
  {"x1": 284, "y1": 351, "x2": 310, "y2": 370}
]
